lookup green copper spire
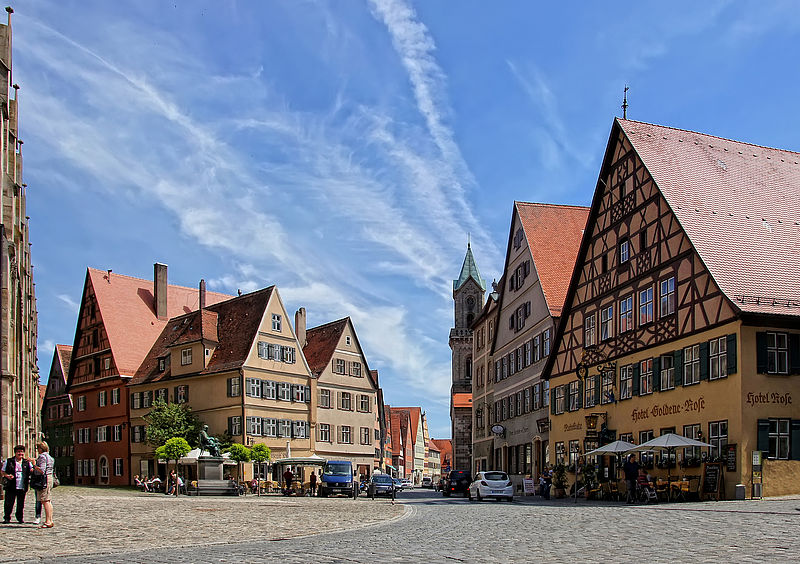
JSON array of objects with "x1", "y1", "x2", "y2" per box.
[{"x1": 453, "y1": 242, "x2": 486, "y2": 292}]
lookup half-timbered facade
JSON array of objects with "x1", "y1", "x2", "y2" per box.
[
  {"x1": 41, "y1": 345, "x2": 74, "y2": 484},
  {"x1": 544, "y1": 119, "x2": 800, "y2": 498}
]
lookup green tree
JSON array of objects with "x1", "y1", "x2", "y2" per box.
[
  {"x1": 215, "y1": 430, "x2": 233, "y2": 453},
  {"x1": 250, "y1": 443, "x2": 271, "y2": 496},
  {"x1": 228, "y1": 443, "x2": 252, "y2": 485},
  {"x1": 144, "y1": 400, "x2": 204, "y2": 448},
  {"x1": 155, "y1": 437, "x2": 191, "y2": 497}
]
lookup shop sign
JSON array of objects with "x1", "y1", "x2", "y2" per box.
[
  {"x1": 631, "y1": 396, "x2": 706, "y2": 422},
  {"x1": 523, "y1": 478, "x2": 535, "y2": 494},
  {"x1": 745, "y1": 392, "x2": 792, "y2": 407},
  {"x1": 724, "y1": 444, "x2": 736, "y2": 472},
  {"x1": 563, "y1": 422, "x2": 583, "y2": 432}
]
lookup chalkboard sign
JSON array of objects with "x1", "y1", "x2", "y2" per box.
[
  {"x1": 702, "y1": 462, "x2": 724, "y2": 500},
  {"x1": 724, "y1": 444, "x2": 737, "y2": 472}
]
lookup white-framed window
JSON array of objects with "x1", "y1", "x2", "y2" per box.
[
  {"x1": 293, "y1": 420, "x2": 308, "y2": 439},
  {"x1": 600, "y1": 305, "x2": 614, "y2": 340},
  {"x1": 683, "y1": 423, "x2": 702, "y2": 460},
  {"x1": 181, "y1": 348, "x2": 192, "y2": 366},
  {"x1": 360, "y1": 427, "x2": 371, "y2": 445},
  {"x1": 601, "y1": 371, "x2": 615, "y2": 404},
  {"x1": 660, "y1": 277, "x2": 676, "y2": 317},
  {"x1": 619, "y1": 295, "x2": 633, "y2": 333},
  {"x1": 113, "y1": 425, "x2": 122, "y2": 442},
  {"x1": 555, "y1": 442, "x2": 565, "y2": 465},
  {"x1": 335, "y1": 359, "x2": 346, "y2": 374},
  {"x1": 709, "y1": 420, "x2": 728, "y2": 458},
  {"x1": 278, "y1": 419, "x2": 292, "y2": 438},
  {"x1": 502, "y1": 357, "x2": 508, "y2": 379},
  {"x1": 543, "y1": 329, "x2": 551, "y2": 356},
  {"x1": 272, "y1": 314, "x2": 282, "y2": 332},
  {"x1": 78, "y1": 395, "x2": 86, "y2": 411},
  {"x1": 113, "y1": 458, "x2": 124, "y2": 476},
  {"x1": 620, "y1": 365, "x2": 633, "y2": 400},
  {"x1": 229, "y1": 416, "x2": 242, "y2": 436},
  {"x1": 176, "y1": 385, "x2": 188, "y2": 404},
  {"x1": 346, "y1": 336, "x2": 351, "y2": 346},
  {"x1": 319, "y1": 388, "x2": 331, "y2": 408},
  {"x1": 104, "y1": 357, "x2": 111, "y2": 370},
  {"x1": 339, "y1": 425, "x2": 352, "y2": 444},
  {"x1": 525, "y1": 341, "x2": 532, "y2": 365},
  {"x1": 684, "y1": 344, "x2": 700, "y2": 385},
  {"x1": 100, "y1": 457, "x2": 108, "y2": 479},
  {"x1": 554, "y1": 386, "x2": 565, "y2": 415},
  {"x1": 248, "y1": 416, "x2": 262, "y2": 436},
  {"x1": 257, "y1": 341, "x2": 269, "y2": 359},
  {"x1": 293, "y1": 385, "x2": 305, "y2": 402},
  {"x1": 156, "y1": 388, "x2": 168, "y2": 402},
  {"x1": 585, "y1": 374, "x2": 597, "y2": 407},
  {"x1": 619, "y1": 239, "x2": 630, "y2": 263},
  {"x1": 639, "y1": 359, "x2": 653, "y2": 395},
  {"x1": 262, "y1": 380, "x2": 276, "y2": 400},
  {"x1": 340, "y1": 392, "x2": 352, "y2": 411},
  {"x1": 639, "y1": 430, "x2": 654, "y2": 466},
  {"x1": 533, "y1": 383, "x2": 541, "y2": 410},
  {"x1": 569, "y1": 440, "x2": 581, "y2": 467},
  {"x1": 132, "y1": 426, "x2": 144, "y2": 443},
  {"x1": 524, "y1": 387, "x2": 531, "y2": 412},
  {"x1": 282, "y1": 346, "x2": 296, "y2": 364},
  {"x1": 584, "y1": 313, "x2": 596, "y2": 347},
  {"x1": 661, "y1": 355, "x2": 675, "y2": 390},
  {"x1": 98, "y1": 390, "x2": 107, "y2": 407},
  {"x1": 533, "y1": 336, "x2": 541, "y2": 362},
  {"x1": 358, "y1": 394, "x2": 370, "y2": 412},
  {"x1": 568, "y1": 381, "x2": 580, "y2": 411},
  {"x1": 768, "y1": 418, "x2": 790, "y2": 459},
  {"x1": 158, "y1": 358, "x2": 166, "y2": 372},
  {"x1": 228, "y1": 377, "x2": 242, "y2": 397},
  {"x1": 90, "y1": 459, "x2": 97, "y2": 477},
  {"x1": 509, "y1": 351, "x2": 516, "y2": 376},
  {"x1": 319, "y1": 423, "x2": 331, "y2": 442},
  {"x1": 142, "y1": 390, "x2": 152, "y2": 409},
  {"x1": 543, "y1": 380, "x2": 550, "y2": 407},
  {"x1": 262, "y1": 418, "x2": 276, "y2": 437},
  {"x1": 111, "y1": 388, "x2": 120, "y2": 405},
  {"x1": 77, "y1": 460, "x2": 83, "y2": 477},
  {"x1": 639, "y1": 287, "x2": 653, "y2": 325},
  {"x1": 277, "y1": 382, "x2": 291, "y2": 401},
  {"x1": 350, "y1": 362, "x2": 362, "y2": 377},
  {"x1": 767, "y1": 332, "x2": 789, "y2": 374},
  {"x1": 710, "y1": 337, "x2": 727, "y2": 380}
]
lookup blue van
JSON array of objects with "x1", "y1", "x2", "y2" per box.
[{"x1": 319, "y1": 460, "x2": 355, "y2": 497}]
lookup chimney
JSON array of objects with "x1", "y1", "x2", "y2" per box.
[
  {"x1": 199, "y1": 279, "x2": 206, "y2": 309},
  {"x1": 154, "y1": 263, "x2": 168, "y2": 319},
  {"x1": 295, "y1": 307, "x2": 307, "y2": 348}
]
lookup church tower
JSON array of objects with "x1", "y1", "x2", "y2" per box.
[{"x1": 449, "y1": 243, "x2": 485, "y2": 471}]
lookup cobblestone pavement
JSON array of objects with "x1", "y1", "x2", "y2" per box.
[{"x1": 11, "y1": 487, "x2": 800, "y2": 563}]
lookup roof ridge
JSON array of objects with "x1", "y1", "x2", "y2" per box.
[
  {"x1": 619, "y1": 118, "x2": 800, "y2": 157},
  {"x1": 88, "y1": 267, "x2": 232, "y2": 297},
  {"x1": 515, "y1": 201, "x2": 591, "y2": 211},
  {"x1": 307, "y1": 317, "x2": 349, "y2": 333}
]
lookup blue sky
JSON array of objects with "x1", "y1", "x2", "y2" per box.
[{"x1": 18, "y1": 0, "x2": 800, "y2": 438}]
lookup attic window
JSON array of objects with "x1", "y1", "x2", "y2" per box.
[
  {"x1": 346, "y1": 336, "x2": 351, "y2": 346},
  {"x1": 272, "y1": 314, "x2": 282, "y2": 332},
  {"x1": 158, "y1": 358, "x2": 166, "y2": 372},
  {"x1": 181, "y1": 348, "x2": 192, "y2": 366},
  {"x1": 619, "y1": 239, "x2": 630, "y2": 264}
]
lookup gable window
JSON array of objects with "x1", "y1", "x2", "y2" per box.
[
  {"x1": 111, "y1": 388, "x2": 120, "y2": 405},
  {"x1": 319, "y1": 389, "x2": 331, "y2": 408},
  {"x1": 639, "y1": 287, "x2": 654, "y2": 325},
  {"x1": 710, "y1": 337, "x2": 728, "y2": 380},
  {"x1": 346, "y1": 336, "x2": 351, "y2": 346},
  {"x1": 358, "y1": 394, "x2": 370, "y2": 412},
  {"x1": 513, "y1": 227, "x2": 524, "y2": 250},
  {"x1": 319, "y1": 423, "x2": 331, "y2": 442},
  {"x1": 585, "y1": 374, "x2": 597, "y2": 407},
  {"x1": 660, "y1": 277, "x2": 676, "y2": 317},
  {"x1": 277, "y1": 383, "x2": 291, "y2": 401},
  {"x1": 350, "y1": 362, "x2": 362, "y2": 377},
  {"x1": 600, "y1": 306, "x2": 614, "y2": 340},
  {"x1": 620, "y1": 365, "x2": 633, "y2": 400},
  {"x1": 181, "y1": 348, "x2": 192, "y2": 366},
  {"x1": 684, "y1": 344, "x2": 700, "y2": 385},
  {"x1": 543, "y1": 329, "x2": 551, "y2": 356},
  {"x1": 660, "y1": 355, "x2": 675, "y2": 390},
  {"x1": 619, "y1": 295, "x2": 633, "y2": 333},
  {"x1": 639, "y1": 359, "x2": 653, "y2": 395},
  {"x1": 768, "y1": 418, "x2": 790, "y2": 459},
  {"x1": 767, "y1": 332, "x2": 789, "y2": 374},
  {"x1": 619, "y1": 239, "x2": 630, "y2": 264},
  {"x1": 585, "y1": 314, "x2": 596, "y2": 348},
  {"x1": 158, "y1": 358, "x2": 166, "y2": 372},
  {"x1": 272, "y1": 314, "x2": 282, "y2": 332},
  {"x1": 104, "y1": 357, "x2": 111, "y2": 370},
  {"x1": 335, "y1": 359, "x2": 346, "y2": 374},
  {"x1": 282, "y1": 346, "x2": 296, "y2": 364}
]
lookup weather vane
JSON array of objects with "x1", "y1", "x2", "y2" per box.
[{"x1": 622, "y1": 85, "x2": 629, "y2": 119}]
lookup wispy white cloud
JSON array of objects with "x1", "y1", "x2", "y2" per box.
[
  {"x1": 39, "y1": 339, "x2": 55, "y2": 359},
  {"x1": 56, "y1": 294, "x2": 80, "y2": 313}
]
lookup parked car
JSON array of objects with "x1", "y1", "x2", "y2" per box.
[
  {"x1": 319, "y1": 460, "x2": 356, "y2": 498},
  {"x1": 393, "y1": 478, "x2": 404, "y2": 491},
  {"x1": 468, "y1": 471, "x2": 513, "y2": 502},
  {"x1": 401, "y1": 478, "x2": 413, "y2": 489},
  {"x1": 368, "y1": 473, "x2": 396, "y2": 498},
  {"x1": 421, "y1": 477, "x2": 433, "y2": 488},
  {"x1": 443, "y1": 470, "x2": 471, "y2": 497}
]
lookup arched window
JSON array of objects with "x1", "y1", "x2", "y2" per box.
[{"x1": 99, "y1": 456, "x2": 109, "y2": 481}]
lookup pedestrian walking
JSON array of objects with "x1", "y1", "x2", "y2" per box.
[
  {"x1": 623, "y1": 454, "x2": 640, "y2": 504},
  {"x1": 2, "y1": 445, "x2": 33, "y2": 524},
  {"x1": 309, "y1": 471, "x2": 317, "y2": 496},
  {"x1": 283, "y1": 468, "x2": 293, "y2": 495},
  {"x1": 31, "y1": 441, "x2": 55, "y2": 528}
]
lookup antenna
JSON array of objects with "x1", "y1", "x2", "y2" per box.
[{"x1": 622, "y1": 85, "x2": 629, "y2": 119}]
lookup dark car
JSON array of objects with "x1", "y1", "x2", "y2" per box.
[
  {"x1": 443, "y1": 470, "x2": 471, "y2": 497},
  {"x1": 368, "y1": 473, "x2": 396, "y2": 499}
]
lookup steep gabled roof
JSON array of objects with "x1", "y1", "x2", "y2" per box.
[
  {"x1": 453, "y1": 243, "x2": 486, "y2": 292},
  {"x1": 55, "y1": 345, "x2": 72, "y2": 383},
  {"x1": 392, "y1": 407, "x2": 422, "y2": 445},
  {"x1": 85, "y1": 268, "x2": 231, "y2": 378},
  {"x1": 516, "y1": 202, "x2": 590, "y2": 317},
  {"x1": 618, "y1": 119, "x2": 800, "y2": 315},
  {"x1": 430, "y1": 439, "x2": 452, "y2": 462},
  {"x1": 131, "y1": 287, "x2": 273, "y2": 385},
  {"x1": 303, "y1": 318, "x2": 348, "y2": 376}
]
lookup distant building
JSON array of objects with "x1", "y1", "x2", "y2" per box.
[
  {"x1": 0, "y1": 8, "x2": 39, "y2": 459},
  {"x1": 450, "y1": 243, "x2": 485, "y2": 470},
  {"x1": 430, "y1": 438, "x2": 452, "y2": 475},
  {"x1": 41, "y1": 345, "x2": 74, "y2": 483},
  {"x1": 391, "y1": 407, "x2": 428, "y2": 483}
]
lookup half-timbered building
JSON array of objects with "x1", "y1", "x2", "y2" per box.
[
  {"x1": 544, "y1": 119, "x2": 800, "y2": 498},
  {"x1": 41, "y1": 345, "x2": 74, "y2": 484}
]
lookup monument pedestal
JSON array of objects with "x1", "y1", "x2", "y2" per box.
[{"x1": 193, "y1": 456, "x2": 237, "y2": 496}]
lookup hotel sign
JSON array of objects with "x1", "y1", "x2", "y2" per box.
[
  {"x1": 745, "y1": 392, "x2": 792, "y2": 407},
  {"x1": 631, "y1": 397, "x2": 706, "y2": 422}
]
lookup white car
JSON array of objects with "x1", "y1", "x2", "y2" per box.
[
  {"x1": 468, "y1": 471, "x2": 513, "y2": 502},
  {"x1": 401, "y1": 478, "x2": 413, "y2": 489}
]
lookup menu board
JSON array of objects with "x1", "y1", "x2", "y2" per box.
[
  {"x1": 702, "y1": 462, "x2": 724, "y2": 500},
  {"x1": 523, "y1": 478, "x2": 535, "y2": 494},
  {"x1": 724, "y1": 444, "x2": 737, "y2": 472}
]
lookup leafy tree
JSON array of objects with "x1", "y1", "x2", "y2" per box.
[
  {"x1": 144, "y1": 400, "x2": 203, "y2": 448},
  {"x1": 228, "y1": 443, "x2": 251, "y2": 484},
  {"x1": 214, "y1": 430, "x2": 233, "y2": 453},
  {"x1": 250, "y1": 443, "x2": 271, "y2": 496},
  {"x1": 155, "y1": 437, "x2": 191, "y2": 497}
]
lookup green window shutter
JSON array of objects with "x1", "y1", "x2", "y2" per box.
[
  {"x1": 550, "y1": 389, "x2": 555, "y2": 415},
  {"x1": 791, "y1": 420, "x2": 800, "y2": 461},
  {"x1": 594, "y1": 375, "x2": 601, "y2": 403},
  {"x1": 699, "y1": 341, "x2": 709, "y2": 381},
  {"x1": 756, "y1": 419, "x2": 770, "y2": 452},
  {"x1": 227, "y1": 378, "x2": 233, "y2": 397},
  {"x1": 652, "y1": 357, "x2": 661, "y2": 392},
  {"x1": 632, "y1": 364, "x2": 640, "y2": 396},
  {"x1": 227, "y1": 417, "x2": 233, "y2": 435},
  {"x1": 673, "y1": 349, "x2": 683, "y2": 387},
  {"x1": 789, "y1": 334, "x2": 800, "y2": 375},
  {"x1": 130, "y1": 393, "x2": 135, "y2": 409},
  {"x1": 756, "y1": 332, "x2": 768, "y2": 374},
  {"x1": 726, "y1": 334, "x2": 737, "y2": 375},
  {"x1": 577, "y1": 380, "x2": 583, "y2": 410}
]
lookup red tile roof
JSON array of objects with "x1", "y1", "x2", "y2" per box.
[
  {"x1": 88, "y1": 268, "x2": 231, "y2": 377},
  {"x1": 391, "y1": 407, "x2": 421, "y2": 444},
  {"x1": 55, "y1": 344, "x2": 73, "y2": 384},
  {"x1": 131, "y1": 287, "x2": 273, "y2": 385},
  {"x1": 303, "y1": 318, "x2": 348, "y2": 376},
  {"x1": 516, "y1": 202, "x2": 590, "y2": 317},
  {"x1": 430, "y1": 439, "x2": 452, "y2": 461},
  {"x1": 452, "y1": 393, "x2": 472, "y2": 409},
  {"x1": 426, "y1": 440, "x2": 440, "y2": 452},
  {"x1": 618, "y1": 119, "x2": 800, "y2": 315}
]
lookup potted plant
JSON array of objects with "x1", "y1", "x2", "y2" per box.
[
  {"x1": 581, "y1": 462, "x2": 598, "y2": 498},
  {"x1": 552, "y1": 463, "x2": 567, "y2": 498}
]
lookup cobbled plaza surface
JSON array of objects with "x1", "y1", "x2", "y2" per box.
[{"x1": 4, "y1": 486, "x2": 799, "y2": 563}]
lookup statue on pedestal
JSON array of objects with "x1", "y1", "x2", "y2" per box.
[{"x1": 199, "y1": 425, "x2": 222, "y2": 458}]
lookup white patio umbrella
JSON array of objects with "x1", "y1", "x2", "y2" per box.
[
  {"x1": 585, "y1": 440, "x2": 637, "y2": 483},
  {"x1": 631, "y1": 433, "x2": 713, "y2": 484}
]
